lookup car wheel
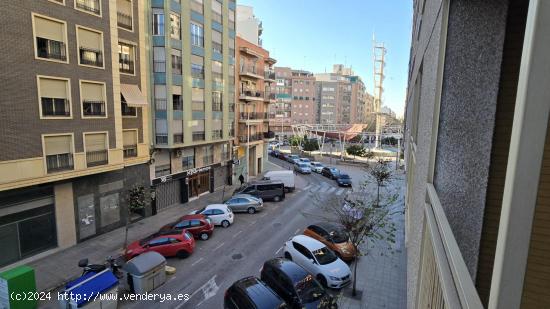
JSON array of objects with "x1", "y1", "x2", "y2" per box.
[
  {"x1": 247, "y1": 207, "x2": 256, "y2": 214},
  {"x1": 221, "y1": 220, "x2": 230, "y2": 228},
  {"x1": 284, "y1": 252, "x2": 292, "y2": 261},
  {"x1": 273, "y1": 195, "x2": 281, "y2": 202},
  {"x1": 176, "y1": 250, "x2": 190, "y2": 259},
  {"x1": 317, "y1": 274, "x2": 328, "y2": 288},
  {"x1": 200, "y1": 232, "x2": 209, "y2": 241}
]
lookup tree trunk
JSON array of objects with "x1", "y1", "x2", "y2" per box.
[
  {"x1": 376, "y1": 183, "x2": 380, "y2": 207},
  {"x1": 352, "y1": 253, "x2": 358, "y2": 296}
]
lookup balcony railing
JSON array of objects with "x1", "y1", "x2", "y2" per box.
[
  {"x1": 212, "y1": 101, "x2": 222, "y2": 111},
  {"x1": 190, "y1": 0, "x2": 203, "y2": 14},
  {"x1": 238, "y1": 133, "x2": 263, "y2": 143},
  {"x1": 122, "y1": 102, "x2": 137, "y2": 116},
  {"x1": 46, "y1": 153, "x2": 73, "y2": 173},
  {"x1": 240, "y1": 89, "x2": 264, "y2": 99},
  {"x1": 79, "y1": 47, "x2": 103, "y2": 67},
  {"x1": 119, "y1": 58, "x2": 134, "y2": 74},
  {"x1": 240, "y1": 65, "x2": 263, "y2": 77},
  {"x1": 117, "y1": 12, "x2": 133, "y2": 30},
  {"x1": 156, "y1": 135, "x2": 168, "y2": 144},
  {"x1": 239, "y1": 112, "x2": 267, "y2": 120},
  {"x1": 264, "y1": 71, "x2": 276, "y2": 80},
  {"x1": 212, "y1": 130, "x2": 222, "y2": 140},
  {"x1": 123, "y1": 145, "x2": 137, "y2": 158},
  {"x1": 83, "y1": 100, "x2": 106, "y2": 116},
  {"x1": 86, "y1": 150, "x2": 108, "y2": 167},
  {"x1": 417, "y1": 183, "x2": 484, "y2": 309},
  {"x1": 192, "y1": 132, "x2": 205, "y2": 141},
  {"x1": 36, "y1": 37, "x2": 66, "y2": 61},
  {"x1": 76, "y1": 0, "x2": 100, "y2": 14},
  {"x1": 173, "y1": 134, "x2": 184, "y2": 144}
]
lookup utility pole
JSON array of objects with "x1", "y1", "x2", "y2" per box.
[{"x1": 373, "y1": 36, "x2": 387, "y2": 149}]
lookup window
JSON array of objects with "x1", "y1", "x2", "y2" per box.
[
  {"x1": 175, "y1": 220, "x2": 190, "y2": 229},
  {"x1": 192, "y1": 88, "x2": 205, "y2": 111},
  {"x1": 212, "y1": 91, "x2": 222, "y2": 111},
  {"x1": 123, "y1": 130, "x2": 138, "y2": 158},
  {"x1": 191, "y1": 55, "x2": 204, "y2": 79},
  {"x1": 173, "y1": 120, "x2": 183, "y2": 143},
  {"x1": 77, "y1": 27, "x2": 103, "y2": 67},
  {"x1": 190, "y1": 22, "x2": 204, "y2": 47},
  {"x1": 44, "y1": 135, "x2": 74, "y2": 173},
  {"x1": 121, "y1": 95, "x2": 137, "y2": 116},
  {"x1": 190, "y1": 0, "x2": 203, "y2": 14},
  {"x1": 148, "y1": 238, "x2": 169, "y2": 247},
  {"x1": 171, "y1": 51, "x2": 182, "y2": 75},
  {"x1": 84, "y1": 133, "x2": 108, "y2": 167},
  {"x1": 118, "y1": 42, "x2": 135, "y2": 74},
  {"x1": 81, "y1": 81, "x2": 106, "y2": 117},
  {"x1": 117, "y1": 0, "x2": 133, "y2": 30},
  {"x1": 170, "y1": 13, "x2": 181, "y2": 40},
  {"x1": 211, "y1": 0, "x2": 222, "y2": 24},
  {"x1": 38, "y1": 77, "x2": 71, "y2": 118},
  {"x1": 152, "y1": 10, "x2": 164, "y2": 36},
  {"x1": 228, "y1": 9, "x2": 235, "y2": 30},
  {"x1": 212, "y1": 60, "x2": 223, "y2": 83},
  {"x1": 212, "y1": 119, "x2": 222, "y2": 139},
  {"x1": 173, "y1": 94, "x2": 182, "y2": 111},
  {"x1": 75, "y1": 0, "x2": 101, "y2": 15},
  {"x1": 155, "y1": 164, "x2": 170, "y2": 177},
  {"x1": 192, "y1": 120, "x2": 205, "y2": 141},
  {"x1": 153, "y1": 47, "x2": 166, "y2": 73},
  {"x1": 155, "y1": 119, "x2": 168, "y2": 144},
  {"x1": 182, "y1": 148, "x2": 195, "y2": 170},
  {"x1": 222, "y1": 143, "x2": 230, "y2": 161},
  {"x1": 33, "y1": 15, "x2": 68, "y2": 62},
  {"x1": 212, "y1": 30, "x2": 222, "y2": 54}
]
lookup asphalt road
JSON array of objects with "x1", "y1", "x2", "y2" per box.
[{"x1": 122, "y1": 157, "x2": 357, "y2": 309}]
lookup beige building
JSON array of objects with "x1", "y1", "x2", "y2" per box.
[
  {"x1": 405, "y1": 0, "x2": 550, "y2": 308},
  {"x1": 0, "y1": 0, "x2": 150, "y2": 269}
]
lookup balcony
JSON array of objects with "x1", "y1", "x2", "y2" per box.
[
  {"x1": 212, "y1": 130, "x2": 222, "y2": 140},
  {"x1": 264, "y1": 70, "x2": 276, "y2": 82},
  {"x1": 123, "y1": 145, "x2": 137, "y2": 158},
  {"x1": 238, "y1": 133, "x2": 263, "y2": 144},
  {"x1": 264, "y1": 92, "x2": 276, "y2": 102},
  {"x1": 86, "y1": 150, "x2": 108, "y2": 167},
  {"x1": 83, "y1": 100, "x2": 106, "y2": 117},
  {"x1": 76, "y1": 0, "x2": 100, "y2": 15},
  {"x1": 239, "y1": 65, "x2": 263, "y2": 79},
  {"x1": 239, "y1": 112, "x2": 267, "y2": 123},
  {"x1": 192, "y1": 132, "x2": 205, "y2": 141},
  {"x1": 46, "y1": 153, "x2": 74, "y2": 173},
  {"x1": 239, "y1": 89, "x2": 264, "y2": 101},
  {"x1": 117, "y1": 12, "x2": 133, "y2": 30},
  {"x1": 79, "y1": 47, "x2": 103, "y2": 67},
  {"x1": 36, "y1": 37, "x2": 66, "y2": 61},
  {"x1": 417, "y1": 184, "x2": 484, "y2": 309}
]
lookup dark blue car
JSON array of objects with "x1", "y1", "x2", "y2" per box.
[{"x1": 336, "y1": 174, "x2": 352, "y2": 187}]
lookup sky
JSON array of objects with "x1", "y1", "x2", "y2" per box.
[{"x1": 237, "y1": 0, "x2": 413, "y2": 117}]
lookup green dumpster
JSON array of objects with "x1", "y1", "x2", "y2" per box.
[{"x1": 0, "y1": 266, "x2": 37, "y2": 309}]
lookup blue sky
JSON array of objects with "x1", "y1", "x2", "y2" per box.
[{"x1": 237, "y1": 0, "x2": 413, "y2": 117}]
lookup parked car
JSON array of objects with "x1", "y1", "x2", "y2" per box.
[
  {"x1": 287, "y1": 155, "x2": 301, "y2": 164},
  {"x1": 260, "y1": 258, "x2": 336, "y2": 309},
  {"x1": 224, "y1": 276, "x2": 288, "y2": 309},
  {"x1": 298, "y1": 158, "x2": 311, "y2": 164},
  {"x1": 263, "y1": 170, "x2": 295, "y2": 192},
  {"x1": 271, "y1": 149, "x2": 281, "y2": 158},
  {"x1": 303, "y1": 223, "x2": 356, "y2": 262},
  {"x1": 190, "y1": 204, "x2": 234, "y2": 228},
  {"x1": 321, "y1": 167, "x2": 340, "y2": 179},
  {"x1": 234, "y1": 180, "x2": 285, "y2": 202},
  {"x1": 281, "y1": 153, "x2": 291, "y2": 161},
  {"x1": 309, "y1": 162, "x2": 324, "y2": 173},
  {"x1": 125, "y1": 229, "x2": 195, "y2": 260},
  {"x1": 283, "y1": 235, "x2": 351, "y2": 289},
  {"x1": 159, "y1": 214, "x2": 214, "y2": 240},
  {"x1": 225, "y1": 194, "x2": 264, "y2": 214},
  {"x1": 335, "y1": 174, "x2": 352, "y2": 187},
  {"x1": 294, "y1": 162, "x2": 312, "y2": 174}
]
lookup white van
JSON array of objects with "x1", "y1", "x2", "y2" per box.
[{"x1": 263, "y1": 170, "x2": 295, "y2": 192}]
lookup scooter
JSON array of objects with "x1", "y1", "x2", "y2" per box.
[{"x1": 78, "y1": 256, "x2": 124, "y2": 279}]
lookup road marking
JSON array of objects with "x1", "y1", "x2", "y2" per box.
[
  {"x1": 250, "y1": 220, "x2": 257, "y2": 225},
  {"x1": 326, "y1": 187, "x2": 336, "y2": 194},
  {"x1": 336, "y1": 188, "x2": 345, "y2": 195},
  {"x1": 309, "y1": 185, "x2": 319, "y2": 192},
  {"x1": 191, "y1": 257, "x2": 204, "y2": 266},
  {"x1": 303, "y1": 184, "x2": 312, "y2": 190},
  {"x1": 175, "y1": 275, "x2": 217, "y2": 309},
  {"x1": 196, "y1": 276, "x2": 219, "y2": 308},
  {"x1": 214, "y1": 242, "x2": 225, "y2": 251},
  {"x1": 319, "y1": 186, "x2": 330, "y2": 193},
  {"x1": 275, "y1": 246, "x2": 283, "y2": 254},
  {"x1": 232, "y1": 230, "x2": 243, "y2": 238},
  {"x1": 260, "y1": 212, "x2": 268, "y2": 218},
  {"x1": 295, "y1": 228, "x2": 300, "y2": 235}
]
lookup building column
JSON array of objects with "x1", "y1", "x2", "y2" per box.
[
  {"x1": 489, "y1": 1, "x2": 550, "y2": 308},
  {"x1": 54, "y1": 183, "x2": 77, "y2": 248}
]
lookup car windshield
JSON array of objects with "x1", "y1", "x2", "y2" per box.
[
  {"x1": 312, "y1": 163, "x2": 322, "y2": 167},
  {"x1": 312, "y1": 247, "x2": 338, "y2": 265},
  {"x1": 329, "y1": 230, "x2": 349, "y2": 243},
  {"x1": 299, "y1": 163, "x2": 308, "y2": 167},
  {"x1": 196, "y1": 207, "x2": 206, "y2": 214},
  {"x1": 339, "y1": 174, "x2": 350, "y2": 179},
  {"x1": 295, "y1": 274, "x2": 326, "y2": 303}
]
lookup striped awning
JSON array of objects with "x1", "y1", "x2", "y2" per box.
[{"x1": 120, "y1": 84, "x2": 147, "y2": 106}]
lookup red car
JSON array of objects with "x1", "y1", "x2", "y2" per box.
[
  {"x1": 125, "y1": 229, "x2": 195, "y2": 260},
  {"x1": 159, "y1": 214, "x2": 215, "y2": 241}
]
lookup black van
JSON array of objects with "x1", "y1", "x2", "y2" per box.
[
  {"x1": 224, "y1": 277, "x2": 288, "y2": 309},
  {"x1": 234, "y1": 180, "x2": 285, "y2": 202}
]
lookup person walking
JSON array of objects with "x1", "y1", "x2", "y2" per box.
[{"x1": 238, "y1": 174, "x2": 245, "y2": 186}]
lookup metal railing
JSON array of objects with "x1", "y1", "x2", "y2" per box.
[
  {"x1": 83, "y1": 100, "x2": 106, "y2": 116},
  {"x1": 122, "y1": 102, "x2": 136, "y2": 116},
  {"x1": 240, "y1": 65, "x2": 262, "y2": 77},
  {"x1": 212, "y1": 102, "x2": 222, "y2": 111},
  {"x1": 240, "y1": 89, "x2": 264, "y2": 98},
  {"x1": 36, "y1": 37, "x2": 66, "y2": 61},
  {"x1": 117, "y1": 12, "x2": 133, "y2": 30},
  {"x1": 123, "y1": 145, "x2": 137, "y2": 158},
  {"x1": 265, "y1": 93, "x2": 276, "y2": 101},
  {"x1": 239, "y1": 112, "x2": 267, "y2": 120},
  {"x1": 86, "y1": 150, "x2": 108, "y2": 167},
  {"x1": 156, "y1": 135, "x2": 168, "y2": 144},
  {"x1": 192, "y1": 132, "x2": 205, "y2": 141},
  {"x1": 46, "y1": 153, "x2": 73, "y2": 173},
  {"x1": 76, "y1": 0, "x2": 100, "y2": 14},
  {"x1": 79, "y1": 47, "x2": 103, "y2": 67},
  {"x1": 417, "y1": 184, "x2": 484, "y2": 309},
  {"x1": 264, "y1": 70, "x2": 276, "y2": 80},
  {"x1": 228, "y1": 103, "x2": 235, "y2": 112},
  {"x1": 212, "y1": 130, "x2": 222, "y2": 140},
  {"x1": 173, "y1": 134, "x2": 183, "y2": 144},
  {"x1": 119, "y1": 58, "x2": 134, "y2": 74}
]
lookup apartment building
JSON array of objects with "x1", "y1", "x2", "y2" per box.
[
  {"x1": 235, "y1": 4, "x2": 262, "y2": 46},
  {"x1": 234, "y1": 36, "x2": 276, "y2": 179},
  {"x1": 405, "y1": 0, "x2": 550, "y2": 308},
  {"x1": 0, "y1": 0, "x2": 150, "y2": 269},
  {"x1": 149, "y1": 0, "x2": 235, "y2": 210},
  {"x1": 349, "y1": 75, "x2": 367, "y2": 123}
]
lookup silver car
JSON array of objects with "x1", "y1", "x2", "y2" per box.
[
  {"x1": 225, "y1": 194, "x2": 264, "y2": 214},
  {"x1": 294, "y1": 162, "x2": 312, "y2": 174}
]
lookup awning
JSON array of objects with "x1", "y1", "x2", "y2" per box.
[{"x1": 121, "y1": 84, "x2": 147, "y2": 106}]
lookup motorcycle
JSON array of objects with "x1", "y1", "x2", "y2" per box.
[{"x1": 78, "y1": 255, "x2": 125, "y2": 279}]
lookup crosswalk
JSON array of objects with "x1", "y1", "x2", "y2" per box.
[{"x1": 303, "y1": 183, "x2": 349, "y2": 196}]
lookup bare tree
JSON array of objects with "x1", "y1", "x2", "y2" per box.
[{"x1": 369, "y1": 157, "x2": 393, "y2": 206}]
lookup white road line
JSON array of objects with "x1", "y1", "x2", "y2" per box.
[
  {"x1": 319, "y1": 186, "x2": 330, "y2": 193},
  {"x1": 232, "y1": 230, "x2": 243, "y2": 238},
  {"x1": 336, "y1": 188, "x2": 345, "y2": 195},
  {"x1": 294, "y1": 228, "x2": 300, "y2": 234},
  {"x1": 275, "y1": 246, "x2": 283, "y2": 254},
  {"x1": 175, "y1": 275, "x2": 218, "y2": 309},
  {"x1": 308, "y1": 185, "x2": 319, "y2": 192},
  {"x1": 214, "y1": 242, "x2": 225, "y2": 251},
  {"x1": 191, "y1": 257, "x2": 204, "y2": 266},
  {"x1": 303, "y1": 184, "x2": 312, "y2": 190}
]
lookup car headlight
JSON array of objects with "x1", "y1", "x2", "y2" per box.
[{"x1": 329, "y1": 276, "x2": 340, "y2": 281}]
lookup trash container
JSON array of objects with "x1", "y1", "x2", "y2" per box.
[
  {"x1": 59, "y1": 269, "x2": 118, "y2": 309},
  {"x1": 122, "y1": 252, "x2": 166, "y2": 294},
  {"x1": 0, "y1": 266, "x2": 36, "y2": 309}
]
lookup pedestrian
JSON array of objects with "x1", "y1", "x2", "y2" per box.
[{"x1": 238, "y1": 174, "x2": 244, "y2": 186}]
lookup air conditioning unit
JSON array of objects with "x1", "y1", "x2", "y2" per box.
[{"x1": 176, "y1": 149, "x2": 183, "y2": 157}]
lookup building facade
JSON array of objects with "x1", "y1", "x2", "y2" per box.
[
  {"x1": 0, "y1": 0, "x2": 151, "y2": 268},
  {"x1": 148, "y1": 0, "x2": 235, "y2": 210},
  {"x1": 405, "y1": 0, "x2": 550, "y2": 308},
  {"x1": 234, "y1": 36, "x2": 276, "y2": 180}
]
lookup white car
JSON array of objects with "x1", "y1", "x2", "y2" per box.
[
  {"x1": 283, "y1": 235, "x2": 351, "y2": 289},
  {"x1": 190, "y1": 204, "x2": 234, "y2": 228},
  {"x1": 310, "y1": 161, "x2": 324, "y2": 173},
  {"x1": 298, "y1": 158, "x2": 311, "y2": 164}
]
